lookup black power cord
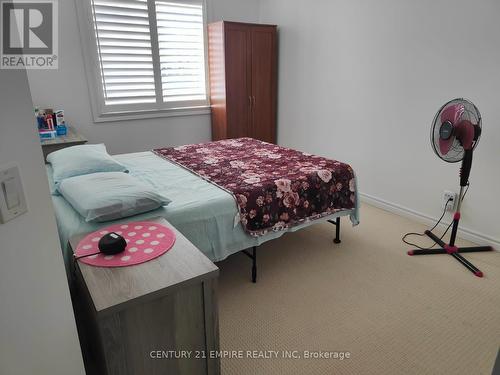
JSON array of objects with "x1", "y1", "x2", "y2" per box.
[
  {"x1": 402, "y1": 184, "x2": 470, "y2": 250},
  {"x1": 74, "y1": 252, "x2": 101, "y2": 261}
]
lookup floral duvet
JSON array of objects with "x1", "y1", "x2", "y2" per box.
[{"x1": 153, "y1": 138, "x2": 357, "y2": 236}]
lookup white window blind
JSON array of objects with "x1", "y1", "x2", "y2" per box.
[
  {"x1": 155, "y1": 1, "x2": 207, "y2": 102},
  {"x1": 90, "y1": 0, "x2": 207, "y2": 112}
]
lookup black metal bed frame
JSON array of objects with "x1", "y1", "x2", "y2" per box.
[{"x1": 242, "y1": 216, "x2": 342, "y2": 283}]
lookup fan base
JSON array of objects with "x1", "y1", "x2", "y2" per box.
[{"x1": 408, "y1": 230, "x2": 493, "y2": 277}]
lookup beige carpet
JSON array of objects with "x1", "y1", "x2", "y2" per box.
[{"x1": 217, "y1": 203, "x2": 500, "y2": 375}]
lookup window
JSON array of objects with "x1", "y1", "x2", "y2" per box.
[{"x1": 78, "y1": 0, "x2": 209, "y2": 121}]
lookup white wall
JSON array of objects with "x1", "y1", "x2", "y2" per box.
[
  {"x1": 27, "y1": 0, "x2": 261, "y2": 154},
  {"x1": 208, "y1": 0, "x2": 261, "y2": 22},
  {"x1": 259, "y1": 0, "x2": 500, "y2": 245},
  {"x1": 0, "y1": 70, "x2": 84, "y2": 374}
]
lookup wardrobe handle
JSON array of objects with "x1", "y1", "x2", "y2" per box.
[
  {"x1": 252, "y1": 96, "x2": 256, "y2": 107},
  {"x1": 248, "y1": 96, "x2": 252, "y2": 107}
]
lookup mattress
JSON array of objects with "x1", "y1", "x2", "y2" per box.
[{"x1": 48, "y1": 151, "x2": 359, "y2": 274}]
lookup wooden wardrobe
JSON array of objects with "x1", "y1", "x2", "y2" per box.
[{"x1": 208, "y1": 21, "x2": 277, "y2": 143}]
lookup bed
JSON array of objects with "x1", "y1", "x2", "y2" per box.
[{"x1": 48, "y1": 139, "x2": 359, "y2": 282}]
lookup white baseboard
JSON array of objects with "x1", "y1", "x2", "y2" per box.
[{"x1": 359, "y1": 192, "x2": 500, "y2": 249}]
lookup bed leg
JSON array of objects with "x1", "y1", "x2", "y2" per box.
[
  {"x1": 243, "y1": 247, "x2": 258, "y2": 283},
  {"x1": 328, "y1": 217, "x2": 341, "y2": 244},
  {"x1": 334, "y1": 217, "x2": 341, "y2": 243},
  {"x1": 251, "y1": 246, "x2": 257, "y2": 283}
]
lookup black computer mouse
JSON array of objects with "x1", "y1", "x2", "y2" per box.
[{"x1": 98, "y1": 232, "x2": 127, "y2": 255}]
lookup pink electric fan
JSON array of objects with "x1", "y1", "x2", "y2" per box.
[{"x1": 407, "y1": 98, "x2": 494, "y2": 277}]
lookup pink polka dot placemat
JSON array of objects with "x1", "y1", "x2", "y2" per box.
[{"x1": 75, "y1": 221, "x2": 176, "y2": 267}]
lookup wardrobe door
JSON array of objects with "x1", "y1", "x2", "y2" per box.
[
  {"x1": 250, "y1": 26, "x2": 277, "y2": 143},
  {"x1": 224, "y1": 24, "x2": 252, "y2": 139},
  {"x1": 208, "y1": 22, "x2": 227, "y2": 141}
]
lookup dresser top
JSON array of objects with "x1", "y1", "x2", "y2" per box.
[
  {"x1": 40, "y1": 126, "x2": 87, "y2": 146},
  {"x1": 69, "y1": 217, "x2": 218, "y2": 316}
]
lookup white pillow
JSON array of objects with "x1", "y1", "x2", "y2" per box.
[
  {"x1": 58, "y1": 172, "x2": 171, "y2": 222},
  {"x1": 47, "y1": 143, "x2": 128, "y2": 187}
]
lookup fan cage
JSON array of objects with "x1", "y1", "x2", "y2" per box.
[{"x1": 430, "y1": 98, "x2": 481, "y2": 163}]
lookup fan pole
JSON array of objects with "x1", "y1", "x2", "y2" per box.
[{"x1": 448, "y1": 185, "x2": 464, "y2": 247}]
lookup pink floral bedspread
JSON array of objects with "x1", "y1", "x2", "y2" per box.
[{"x1": 153, "y1": 138, "x2": 356, "y2": 236}]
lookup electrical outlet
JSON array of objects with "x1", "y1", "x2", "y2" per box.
[{"x1": 443, "y1": 190, "x2": 457, "y2": 212}]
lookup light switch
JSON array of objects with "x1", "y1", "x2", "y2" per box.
[
  {"x1": 3, "y1": 178, "x2": 20, "y2": 209},
  {"x1": 0, "y1": 164, "x2": 27, "y2": 224}
]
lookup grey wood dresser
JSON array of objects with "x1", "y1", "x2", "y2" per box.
[{"x1": 69, "y1": 217, "x2": 220, "y2": 375}]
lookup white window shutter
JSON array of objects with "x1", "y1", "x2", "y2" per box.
[
  {"x1": 92, "y1": 0, "x2": 157, "y2": 105},
  {"x1": 155, "y1": 1, "x2": 207, "y2": 103}
]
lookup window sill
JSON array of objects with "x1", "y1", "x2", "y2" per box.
[{"x1": 92, "y1": 105, "x2": 211, "y2": 123}]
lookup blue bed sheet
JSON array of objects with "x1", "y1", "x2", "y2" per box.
[{"x1": 48, "y1": 151, "x2": 359, "y2": 274}]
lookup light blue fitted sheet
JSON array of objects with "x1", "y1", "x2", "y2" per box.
[{"x1": 48, "y1": 151, "x2": 359, "y2": 274}]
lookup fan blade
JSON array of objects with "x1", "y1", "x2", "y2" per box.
[
  {"x1": 439, "y1": 134, "x2": 455, "y2": 155},
  {"x1": 440, "y1": 103, "x2": 464, "y2": 125},
  {"x1": 438, "y1": 103, "x2": 464, "y2": 156}
]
